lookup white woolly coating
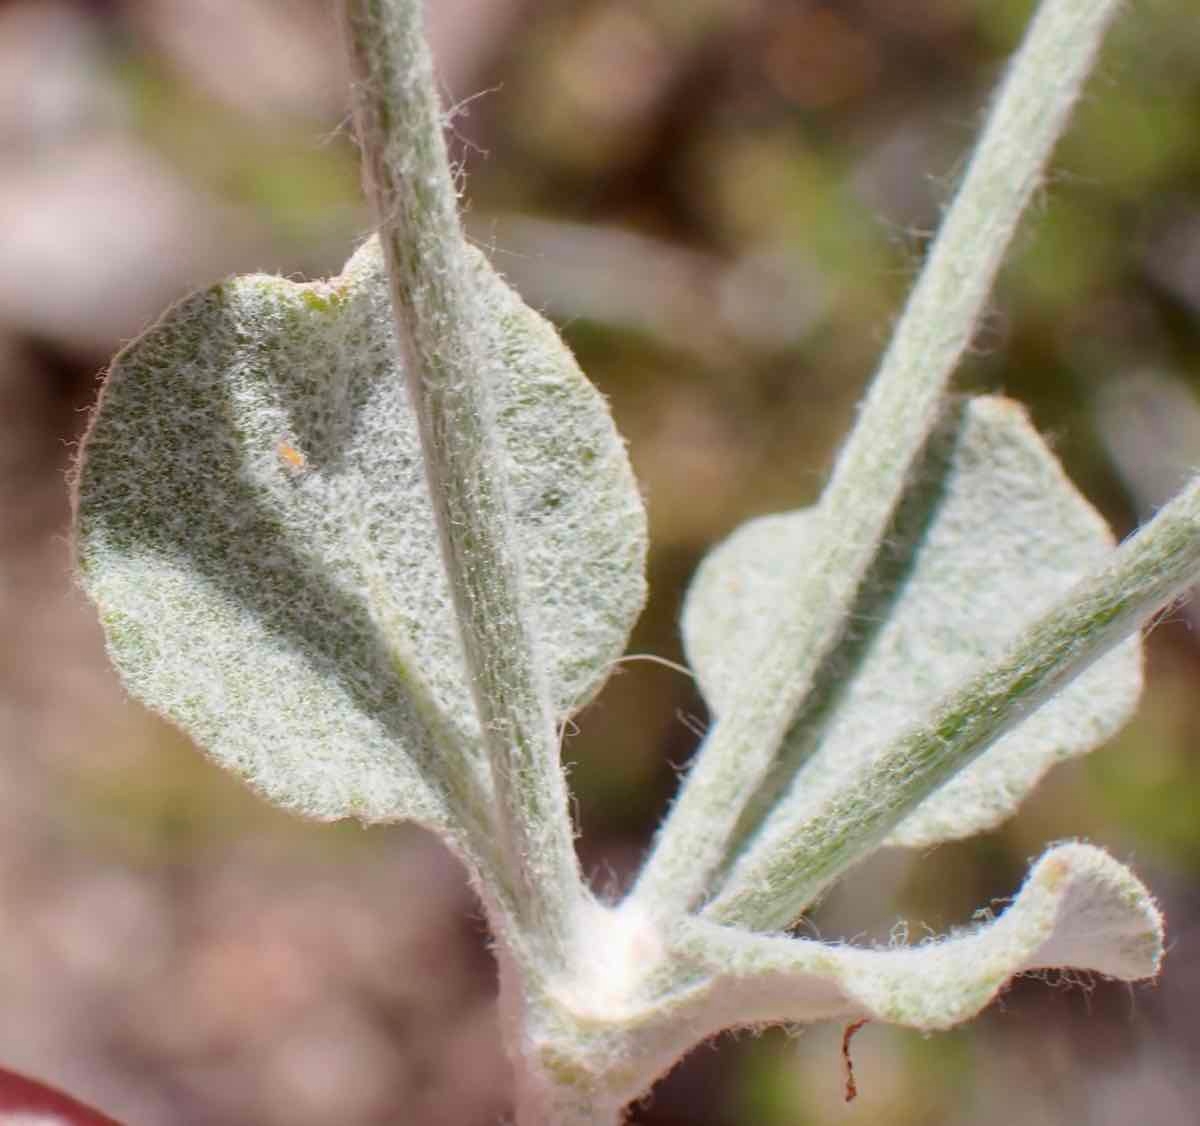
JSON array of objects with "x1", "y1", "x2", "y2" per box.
[
  {"x1": 670, "y1": 842, "x2": 1163, "y2": 1034},
  {"x1": 74, "y1": 237, "x2": 647, "y2": 826},
  {"x1": 560, "y1": 900, "x2": 670, "y2": 1022},
  {"x1": 68, "y1": 0, "x2": 1175, "y2": 1119},
  {"x1": 509, "y1": 842, "x2": 1162, "y2": 1119},
  {"x1": 684, "y1": 397, "x2": 1142, "y2": 849}
]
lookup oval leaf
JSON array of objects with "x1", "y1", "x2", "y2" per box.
[
  {"x1": 683, "y1": 396, "x2": 1141, "y2": 847},
  {"x1": 75, "y1": 238, "x2": 646, "y2": 824}
]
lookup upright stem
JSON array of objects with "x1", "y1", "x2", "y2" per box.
[
  {"x1": 709, "y1": 476, "x2": 1200, "y2": 929},
  {"x1": 630, "y1": 0, "x2": 1126, "y2": 920},
  {"x1": 340, "y1": 0, "x2": 583, "y2": 966}
]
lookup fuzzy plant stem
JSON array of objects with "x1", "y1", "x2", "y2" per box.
[
  {"x1": 630, "y1": 0, "x2": 1126, "y2": 921},
  {"x1": 340, "y1": 0, "x2": 583, "y2": 965},
  {"x1": 710, "y1": 475, "x2": 1200, "y2": 930}
]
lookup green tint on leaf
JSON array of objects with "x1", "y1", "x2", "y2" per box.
[
  {"x1": 683, "y1": 397, "x2": 1141, "y2": 849},
  {"x1": 75, "y1": 238, "x2": 646, "y2": 827}
]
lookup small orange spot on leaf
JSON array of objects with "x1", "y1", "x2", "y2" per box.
[{"x1": 278, "y1": 440, "x2": 307, "y2": 473}]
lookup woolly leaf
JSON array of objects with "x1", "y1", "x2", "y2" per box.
[
  {"x1": 683, "y1": 397, "x2": 1141, "y2": 847},
  {"x1": 75, "y1": 237, "x2": 646, "y2": 825},
  {"x1": 673, "y1": 843, "x2": 1162, "y2": 1033},
  {"x1": 555, "y1": 844, "x2": 1161, "y2": 1106}
]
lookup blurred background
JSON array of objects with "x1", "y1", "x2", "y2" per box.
[{"x1": 2, "y1": 0, "x2": 1200, "y2": 1122}]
